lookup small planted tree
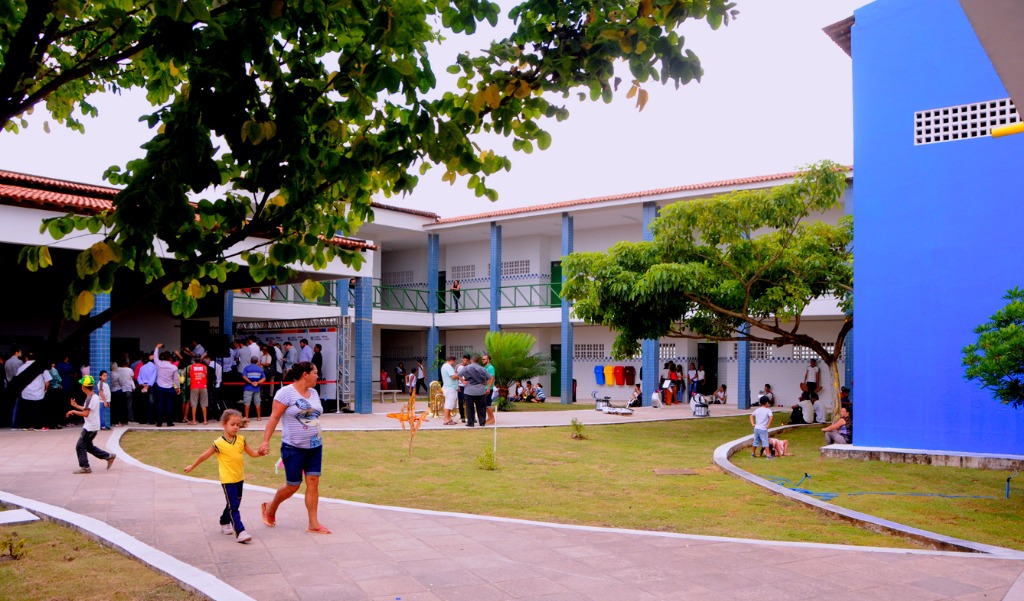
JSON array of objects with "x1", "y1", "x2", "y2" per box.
[
  {"x1": 484, "y1": 331, "x2": 554, "y2": 403},
  {"x1": 962, "y1": 287, "x2": 1024, "y2": 409}
]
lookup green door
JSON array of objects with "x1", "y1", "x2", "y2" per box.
[
  {"x1": 550, "y1": 344, "x2": 561, "y2": 397},
  {"x1": 549, "y1": 261, "x2": 562, "y2": 307}
]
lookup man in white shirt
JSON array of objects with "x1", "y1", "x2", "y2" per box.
[
  {"x1": 804, "y1": 359, "x2": 822, "y2": 395},
  {"x1": 16, "y1": 354, "x2": 51, "y2": 430},
  {"x1": 812, "y1": 393, "x2": 826, "y2": 424},
  {"x1": 246, "y1": 337, "x2": 260, "y2": 364}
]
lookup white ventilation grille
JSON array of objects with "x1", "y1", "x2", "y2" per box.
[
  {"x1": 574, "y1": 343, "x2": 606, "y2": 361},
  {"x1": 450, "y1": 265, "x2": 475, "y2": 280},
  {"x1": 381, "y1": 270, "x2": 413, "y2": 286},
  {"x1": 915, "y1": 98, "x2": 1019, "y2": 145}
]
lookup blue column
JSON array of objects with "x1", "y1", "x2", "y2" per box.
[
  {"x1": 353, "y1": 277, "x2": 373, "y2": 414},
  {"x1": 222, "y1": 291, "x2": 234, "y2": 338},
  {"x1": 560, "y1": 213, "x2": 574, "y2": 404},
  {"x1": 89, "y1": 292, "x2": 112, "y2": 429},
  {"x1": 737, "y1": 323, "x2": 751, "y2": 410},
  {"x1": 641, "y1": 202, "x2": 659, "y2": 407},
  {"x1": 426, "y1": 233, "x2": 440, "y2": 376},
  {"x1": 489, "y1": 222, "x2": 501, "y2": 333}
]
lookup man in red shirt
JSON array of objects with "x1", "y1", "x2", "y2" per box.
[{"x1": 188, "y1": 357, "x2": 209, "y2": 424}]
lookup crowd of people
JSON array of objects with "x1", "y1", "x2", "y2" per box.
[{"x1": 0, "y1": 335, "x2": 327, "y2": 431}]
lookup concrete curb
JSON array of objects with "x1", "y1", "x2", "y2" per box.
[
  {"x1": 0, "y1": 490, "x2": 255, "y2": 601},
  {"x1": 111, "y1": 428, "x2": 1013, "y2": 559},
  {"x1": 713, "y1": 425, "x2": 1024, "y2": 559}
]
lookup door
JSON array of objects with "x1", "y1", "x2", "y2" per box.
[
  {"x1": 549, "y1": 261, "x2": 562, "y2": 307},
  {"x1": 437, "y1": 270, "x2": 447, "y2": 313},
  {"x1": 697, "y1": 343, "x2": 718, "y2": 395},
  {"x1": 550, "y1": 344, "x2": 561, "y2": 397}
]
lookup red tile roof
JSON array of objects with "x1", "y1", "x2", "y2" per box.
[
  {"x1": 432, "y1": 169, "x2": 832, "y2": 225},
  {"x1": 824, "y1": 16, "x2": 854, "y2": 57},
  {"x1": 0, "y1": 169, "x2": 375, "y2": 251}
]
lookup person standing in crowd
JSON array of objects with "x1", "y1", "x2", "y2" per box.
[
  {"x1": 282, "y1": 341, "x2": 298, "y2": 375},
  {"x1": 311, "y1": 344, "x2": 323, "y2": 394},
  {"x1": 66, "y1": 376, "x2": 116, "y2": 474},
  {"x1": 460, "y1": 355, "x2": 491, "y2": 427},
  {"x1": 686, "y1": 362, "x2": 698, "y2": 401},
  {"x1": 258, "y1": 361, "x2": 331, "y2": 535},
  {"x1": 242, "y1": 357, "x2": 265, "y2": 421},
  {"x1": 259, "y1": 344, "x2": 276, "y2": 398},
  {"x1": 456, "y1": 354, "x2": 469, "y2": 422},
  {"x1": 298, "y1": 338, "x2": 314, "y2": 364},
  {"x1": 188, "y1": 356, "x2": 210, "y2": 424},
  {"x1": 804, "y1": 358, "x2": 822, "y2": 395},
  {"x1": 15, "y1": 351, "x2": 50, "y2": 431},
  {"x1": 236, "y1": 340, "x2": 252, "y2": 374},
  {"x1": 246, "y1": 337, "x2": 260, "y2": 367},
  {"x1": 405, "y1": 369, "x2": 416, "y2": 400},
  {"x1": 271, "y1": 340, "x2": 285, "y2": 379},
  {"x1": 481, "y1": 354, "x2": 496, "y2": 425},
  {"x1": 137, "y1": 352, "x2": 157, "y2": 424},
  {"x1": 5, "y1": 346, "x2": 24, "y2": 428},
  {"x1": 207, "y1": 356, "x2": 223, "y2": 416},
  {"x1": 46, "y1": 362, "x2": 65, "y2": 429},
  {"x1": 152, "y1": 344, "x2": 180, "y2": 427},
  {"x1": 440, "y1": 356, "x2": 459, "y2": 425},
  {"x1": 696, "y1": 364, "x2": 706, "y2": 396},
  {"x1": 97, "y1": 370, "x2": 112, "y2": 430},
  {"x1": 110, "y1": 361, "x2": 135, "y2": 426},
  {"x1": 450, "y1": 280, "x2": 461, "y2": 312},
  {"x1": 415, "y1": 359, "x2": 427, "y2": 395},
  {"x1": 394, "y1": 362, "x2": 406, "y2": 392}
]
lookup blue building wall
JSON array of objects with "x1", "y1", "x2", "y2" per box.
[{"x1": 853, "y1": 0, "x2": 1024, "y2": 454}]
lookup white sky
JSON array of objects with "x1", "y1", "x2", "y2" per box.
[{"x1": 1, "y1": 1, "x2": 869, "y2": 218}]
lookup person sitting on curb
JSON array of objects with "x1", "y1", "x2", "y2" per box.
[
  {"x1": 822, "y1": 406, "x2": 853, "y2": 444},
  {"x1": 788, "y1": 392, "x2": 814, "y2": 425}
]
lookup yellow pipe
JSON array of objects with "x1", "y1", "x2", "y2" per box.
[{"x1": 991, "y1": 122, "x2": 1024, "y2": 138}]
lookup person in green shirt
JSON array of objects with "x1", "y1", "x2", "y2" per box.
[{"x1": 482, "y1": 354, "x2": 496, "y2": 425}]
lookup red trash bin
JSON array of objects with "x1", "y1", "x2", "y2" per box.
[
  {"x1": 613, "y1": 365, "x2": 625, "y2": 386},
  {"x1": 623, "y1": 366, "x2": 636, "y2": 386}
]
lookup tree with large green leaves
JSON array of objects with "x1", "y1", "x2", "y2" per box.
[
  {"x1": 0, "y1": 0, "x2": 737, "y2": 389},
  {"x1": 962, "y1": 287, "x2": 1024, "y2": 409},
  {"x1": 561, "y1": 160, "x2": 852, "y2": 413}
]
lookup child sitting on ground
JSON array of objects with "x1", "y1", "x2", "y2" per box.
[
  {"x1": 184, "y1": 409, "x2": 265, "y2": 543},
  {"x1": 66, "y1": 376, "x2": 116, "y2": 474}
]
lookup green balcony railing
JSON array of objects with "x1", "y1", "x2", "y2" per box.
[
  {"x1": 235, "y1": 283, "x2": 338, "y2": 306},
  {"x1": 237, "y1": 281, "x2": 564, "y2": 311}
]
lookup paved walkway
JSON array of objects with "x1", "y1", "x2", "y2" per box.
[{"x1": 2, "y1": 404, "x2": 1023, "y2": 600}]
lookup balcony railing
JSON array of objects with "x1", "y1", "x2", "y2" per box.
[
  {"x1": 235, "y1": 283, "x2": 338, "y2": 306},
  {"x1": 237, "y1": 282, "x2": 564, "y2": 312}
]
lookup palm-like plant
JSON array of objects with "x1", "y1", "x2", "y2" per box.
[{"x1": 484, "y1": 331, "x2": 555, "y2": 400}]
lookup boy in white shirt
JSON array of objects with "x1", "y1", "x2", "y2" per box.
[
  {"x1": 66, "y1": 376, "x2": 116, "y2": 474},
  {"x1": 749, "y1": 397, "x2": 774, "y2": 459}
]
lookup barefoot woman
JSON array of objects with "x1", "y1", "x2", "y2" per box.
[{"x1": 257, "y1": 361, "x2": 331, "y2": 534}]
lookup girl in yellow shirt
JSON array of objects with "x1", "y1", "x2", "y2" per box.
[{"x1": 185, "y1": 409, "x2": 265, "y2": 543}]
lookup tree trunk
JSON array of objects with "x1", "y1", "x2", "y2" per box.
[{"x1": 825, "y1": 359, "x2": 842, "y2": 419}]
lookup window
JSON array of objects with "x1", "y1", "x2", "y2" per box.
[
  {"x1": 794, "y1": 343, "x2": 843, "y2": 360},
  {"x1": 448, "y1": 345, "x2": 474, "y2": 358},
  {"x1": 382, "y1": 345, "x2": 414, "y2": 359},
  {"x1": 450, "y1": 265, "x2": 475, "y2": 280},
  {"x1": 659, "y1": 343, "x2": 677, "y2": 360},
  {"x1": 733, "y1": 342, "x2": 773, "y2": 360},
  {"x1": 381, "y1": 270, "x2": 413, "y2": 286},
  {"x1": 574, "y1": 343, "x2": 605, "y2": 361},
  {"x1": 915, "y1": 98, "x2": 1019, "y2": 145},
  {"x1": 488, "y1": 259, "x2": 531, "y2": 277}
]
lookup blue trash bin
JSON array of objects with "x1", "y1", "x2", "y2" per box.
[{"x1": 594, "y1": 365, "x2": 606, "y2": 386}]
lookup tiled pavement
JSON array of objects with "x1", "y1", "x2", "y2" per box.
[{"x1": 1, "y1": 404, "x2": 1023, "y2": 601}]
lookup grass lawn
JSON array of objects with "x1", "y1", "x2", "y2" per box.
[
  {"x1": 0, "y1": 517, "x2": 200, "y2": 600},
  {"x1": 123, "y1": 417, "x2": 921, "y2": 549},
  {"x1": 735, "y1": 424, "x2": 1024, "y2": 551}
]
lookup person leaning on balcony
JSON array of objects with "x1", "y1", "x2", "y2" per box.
[{"x1": 450, "y1": 280, "x2": 461, "y2": 312}]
